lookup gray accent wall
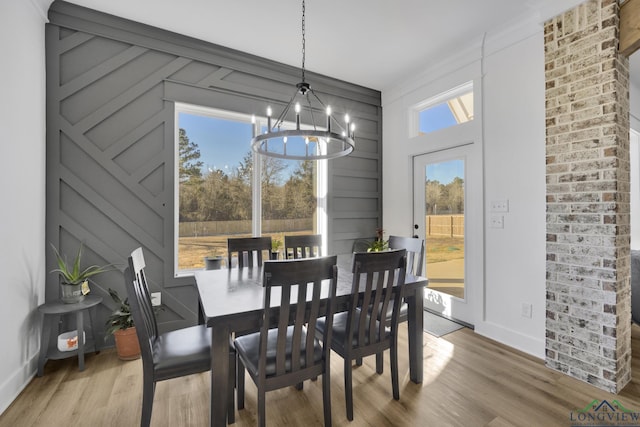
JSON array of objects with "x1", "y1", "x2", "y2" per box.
[{"x1": 46, "y1": 1, "x2": 382, "y2": 332}]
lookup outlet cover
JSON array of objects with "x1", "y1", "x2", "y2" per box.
[
  {"x1": 151, "y1": 292, "x2": 161, "y2": 306},
  {"x1": 490, "y1": 215, "x2": 504, "y2": 229}
]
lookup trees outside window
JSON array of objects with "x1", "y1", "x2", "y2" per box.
[{"x1": 176, "y1": 106, "x2": 319, "y2": 272}]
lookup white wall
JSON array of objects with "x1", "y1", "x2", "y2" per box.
[
  {"x1": 479, "y1": 32, "x2": 547, "y2": 356},
  {"x1": 0, "y1": 0, "x2": 47, "y2": 415},
  {"x1": 383, "y1": 20, "x2": 547, "y2": 357}
]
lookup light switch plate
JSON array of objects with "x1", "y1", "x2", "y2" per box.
[{"x1": 490, "y1": 200, "x2": 509, "y2": 212}]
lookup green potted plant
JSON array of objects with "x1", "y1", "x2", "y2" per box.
[
  {"x1": 50, "y1": 242, "x2": 114, "y2": 303},
  {"x1": 367, "y1": 228, "x2": 389, "y2": 252},
  {"x1": 271, "y1": 237, "x2": 283, "y2": 260},
  {"x1": 105, "y1": 288, "x2": 141, "y2": 360}
]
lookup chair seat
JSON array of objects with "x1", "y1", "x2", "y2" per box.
[
  {"x1": 153, "y1": 324, "x2": 213, "y2": 380},
  {"x1": 317, "y1": 311, "x2": 390, "y2": 351},
  {"x1": 235, "y1": 325, "x2": 322, "y2": 377}
]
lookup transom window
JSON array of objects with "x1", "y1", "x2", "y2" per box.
[
  {"x1": 413, "y1": 81, "x2": 474, "y2": 136},
  {"x1": 174, "y1": 103, "x2": 326, "y2": 274}
]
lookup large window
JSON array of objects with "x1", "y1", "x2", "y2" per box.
[{"x1": 174, "y1": 103, "x2": 324, "y2": 274}]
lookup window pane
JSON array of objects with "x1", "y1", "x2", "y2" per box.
[
  {"x1": 424, "y1": 159, "x2": 465, "y2": 299},
  {"x1": 418, "y1": 88, "x2": 474, "y2": 135},
  {"x1": 177, "y1": 112, "x2": 253, "y2": 271},
  {"x1": 261, "y1": 157, "x2": 317, "y2": 258}
]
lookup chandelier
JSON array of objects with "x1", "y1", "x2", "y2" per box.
[{"x1": 251, "y1": 0, "x2": 355, "y2": 160}]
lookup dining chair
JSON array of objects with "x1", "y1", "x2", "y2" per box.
[
  {"x1": 315, "y1": 249, "x2": 407, "y2": 421},
  {"x1": 284, "y1": 234, "x2": 322, "y2": 259},
  {"x1": 124, "y1": 247, "x2": 235, "y2": 426},
  {"x1": 234, "y1": 256, "x2": 338, "y2": 427},
  {"x1": 387, "y1": 235, "x2": 425, "y2": 322},
  {"x1": 227, "y1": 236, "x2": 272, "y2": 268}
]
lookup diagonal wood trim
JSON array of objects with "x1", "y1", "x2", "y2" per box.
[
  {"x1": 74, "y1": 57, "x2": 191, "y2": 133},
  {"x1": 104, "y1": 111, "x2": 166, "y2": 159},
  {"x1": 620, "y1": 0, "x2": 640, "y2": 57},
  {"x1": 59, "y1": 46, "x2": 148, "y2": 99},
  {"x1": 59, "y1": 167, "x2": 165, "y2": 257},
  {"x1": 196, "y1": 67, "x2": 233, "y2": 87},
  {"x1": 59, "y1": 119, "x2": 166, "y2": 212},
  {"x1": 57, "y1": 31, "x2": 94, "y2": 54}
]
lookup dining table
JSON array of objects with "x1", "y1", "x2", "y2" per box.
[{"x1": 195, "y1": 253, "x2": 428, "y2": 426}]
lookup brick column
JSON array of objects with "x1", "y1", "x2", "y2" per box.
[{"x1": 545, "y1": 0, "x2": 631, "y2": 393}]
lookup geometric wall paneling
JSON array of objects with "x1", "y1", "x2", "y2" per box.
[{"x1": 47, "y1": 1, "x2": 382, "y2": 334}]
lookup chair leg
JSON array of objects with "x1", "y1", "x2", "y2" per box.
[
  {"x1": 344, "y1": 359, "x2": 354, "y2": 421},
  {"x1": 237, "y1": 356, "x2": 245, "y2": 410},
  {"x1": 376, "y1": 352, "x2": 383, "y2": 374},
  {"x1": 355, "y1": 357, "x2": 362, "y2": 366},
  {"x1": 322, "y1": 370, "x2": 332, "y2": 427},
  {"x1": 141, "y1": 377, "x2": 155, "y2": 427},
  {"x1": 258, "y1": 387, "x2": 266, "y2": 427},
  {"x1": 295, "y1": 382, "x2": 303, "y2": 390},
  {"x1": 390, "y1": 341, "x2": 399, "y2": 400},
  {"x1": 228, "y1": 351, "x2": 236, "y2": 424}
]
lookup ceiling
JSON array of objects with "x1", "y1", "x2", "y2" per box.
[{"x1": 42, "y1": 0, "x2": 637, "y2": 92}]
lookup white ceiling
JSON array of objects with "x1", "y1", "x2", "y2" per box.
[{"x1": 42, "y1": 0, "x2": 637, "y2": 92}]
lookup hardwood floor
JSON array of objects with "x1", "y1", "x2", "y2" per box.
[{"x1": 3, "y1": 324, "x2": 640, "y2": 426}]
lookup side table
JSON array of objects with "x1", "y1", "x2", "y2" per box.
[{"x1": 37, "y1": 295, "x2": 103, "y2": 376}]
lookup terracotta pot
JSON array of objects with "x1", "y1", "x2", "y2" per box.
[{"x1": 113, "y1": 327, "x2": 141, "y2": 360}]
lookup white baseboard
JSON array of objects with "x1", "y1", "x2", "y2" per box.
[
  {"x1": 0, "y1": 356, "x2": 37, "y2": 416},
  {"x1": 473, "y1": 320, "x2": 545, "y2": 360}
]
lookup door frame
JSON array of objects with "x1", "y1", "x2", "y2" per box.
[{"x1": 412, "y1": 142, "x2": 483, "y2": 326}]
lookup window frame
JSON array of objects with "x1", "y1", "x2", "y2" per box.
[{"x1": 173, "y1": 102, "x2": 327, "y2": 276}]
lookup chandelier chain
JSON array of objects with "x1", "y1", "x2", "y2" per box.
[{"x1": 301, "y1": 0, "x2": 306, "y2": 83}]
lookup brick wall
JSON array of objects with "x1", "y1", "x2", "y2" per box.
[{"x1": 544, "y1": 0, "x2": 631, "y2": 393}]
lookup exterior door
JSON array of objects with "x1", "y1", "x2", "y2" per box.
[{"x1": 413, "y1": 144, "x2": 481, "y2": 325}]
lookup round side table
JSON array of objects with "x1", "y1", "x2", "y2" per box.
[{"x1": 37, "y1": 294, "x2": 103, "y2": 376}]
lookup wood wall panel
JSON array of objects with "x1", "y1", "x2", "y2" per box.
[{"x1": 46, "y1": 0, "x2": 382, "y2": 336}]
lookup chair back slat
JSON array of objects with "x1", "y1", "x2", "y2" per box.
[
  {"x1": 346, "y1": 250, "x2": 407, "y2": 351},
  {"x1": 228, "y1": 237, "x2": 272, "y2": 268},
  {"x1": 284, "y1": 234, "x2": 322, "y2": 259},
  {"x1": 388, "y1": 235, "x2": 424, "y2": 276},
  {"x1": 124, "y1": 247, "x2": 159, "y2": 366},
  {"x1": 260, "y1": 256, "x2": 338, "y2": 380}
]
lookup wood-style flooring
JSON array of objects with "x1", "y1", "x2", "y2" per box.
[{"x1": 2, "y1": 323, "x2": 640, "y2": 426}]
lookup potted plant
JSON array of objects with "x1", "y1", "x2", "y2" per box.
[
  {"x1": 367, "y1": 228, "x2": 389, "y2": 252},
  {"x1": 204, "y1": 255, "x2": 224, "y2": 270},
  {"x1": 50, "y1": 243, "x2": 114, "y2": 304},
  {"x1": 105, "y1": 288, "x2": 141, "y2": 360},
  {"x1": 271, "y1": 237, "x2": 283, "y2": 260}
]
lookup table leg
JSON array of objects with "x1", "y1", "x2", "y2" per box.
[
  {"x1": 76, "y1": 310, "x2": 85, "y2": 371},
  {"x1": 407, "y1": 286, "x2": 424, "y2": 383},
  {"x1": 37, "y1": 313, "x2": 58, "y2": 377},
  {"x1": 210, "y1": 324, "x2": 230, "y2": 427}
]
